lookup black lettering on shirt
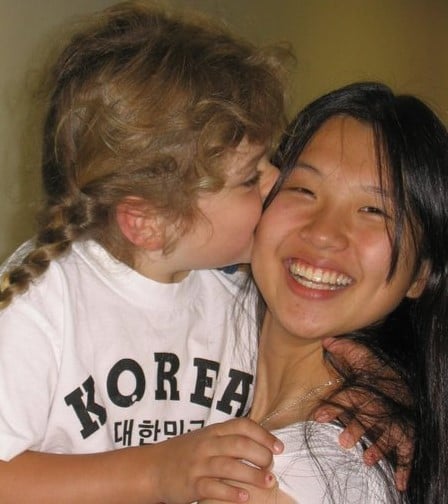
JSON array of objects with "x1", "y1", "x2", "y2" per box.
[
  {"x1": 107, "y1": 358, "x2": 146, "y2": 407},
  {"x1": 216, "y1": 369, "x2": 253, "y2": 416},
  {"x1": 64, "y1": 375, "x2": 107, "y2": 439},
  {"x1": 190, "y1": 358, "x2": 220, "y2": 407},
  {"x1": 154, "y1": 353, "x2": 180, "y2": 400}
]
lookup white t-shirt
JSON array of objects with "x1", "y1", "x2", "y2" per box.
[
  {"x1": 272, "y1": 421, "x2": 400, "y2": 503},
  {"x1": 0, "y1": 240, "x2": 257, "y2": 461}
]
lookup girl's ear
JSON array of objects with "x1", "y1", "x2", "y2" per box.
[
  {"x1": 116, "y1": 197, "x2": 165, "y2": 251},
  {"x1": 406, "y1": 260, "x2": 430, "y2": 299}
]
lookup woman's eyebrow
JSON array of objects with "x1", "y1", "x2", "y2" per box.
[
  {"x1": 362, "y1": 184, "x2": 392, "y2": 200},
  {"x1": 292, "y1": 161, "x2": 321, "y2": 176}
]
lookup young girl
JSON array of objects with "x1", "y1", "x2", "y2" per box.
[
  {"x1": 0, "y1": 3, "x2": 289, "y2": 503},
  {"x1": 203, "y1": 82, "x2": 448, "y2": 502}
]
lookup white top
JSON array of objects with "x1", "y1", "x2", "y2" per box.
[
  {"x1": 272, "y1": 421, "x2": 400, "y2": 503},
  {"x1": 0, "y1": 240, "x2": 257, "y2": 460}
]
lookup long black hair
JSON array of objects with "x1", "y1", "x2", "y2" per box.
[{"x1": 265, "y1": 82, "x2": 448, "y2": 503}]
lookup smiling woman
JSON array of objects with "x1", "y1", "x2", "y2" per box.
[
  {"x1": 201, "y1": 81, "x2": 448, "y2": 503},
  {"x1": 253, "y1": 115, "x2": 426, "y2": 343}
]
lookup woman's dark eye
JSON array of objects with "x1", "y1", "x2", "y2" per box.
[
  {"x1": 360, "y1": 206, "x2": 391, "y2": 219},
  {"x1": 287, "y1": 186, "x2": 315, "y2": 197}
]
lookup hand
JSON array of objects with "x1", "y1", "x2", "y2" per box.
[
  {"x1": 199, "y1": 481, "x2": 295, "y2": 504},
  {"x1": 149, "y1": 417, "x2": 283, "y2": 503},
  {"x1": 314, "y1": 337, "x2": 413, "y2": 492}
]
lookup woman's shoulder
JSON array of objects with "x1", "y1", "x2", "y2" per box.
[{"x1": 272, "y1": 421, "x2": 401, "y2": 503}]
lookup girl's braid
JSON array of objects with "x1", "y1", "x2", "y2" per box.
[{"x1": 0, "y1": 191, "x2": 94, "y2": 308}]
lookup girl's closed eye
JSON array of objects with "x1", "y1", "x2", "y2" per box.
[{"x1": 242, "y1": 170, "x2": 262, "y2": 187}]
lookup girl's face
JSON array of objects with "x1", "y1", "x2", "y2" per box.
[
  {"x1": 252, "y1": 116, "x2": 426, "y2": 341},
  {"x1": 166, "y1": 137, "x2": 278, "y2": 275},
  {"x1": 127, "y1": 137, "x2": 278, "y2": 283}
]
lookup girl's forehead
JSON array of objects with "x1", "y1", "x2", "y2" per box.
[{"x1": 223, "y1": 139, "x2": 267, "y2": 173}]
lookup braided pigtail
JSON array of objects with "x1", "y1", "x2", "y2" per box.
[{"x1": 0, "y1": 190, "x2": 97, "y2": 308}]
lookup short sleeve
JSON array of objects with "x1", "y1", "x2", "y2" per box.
[{"x1": 0, "y1": 273, "x2": 62, "y2": 460}]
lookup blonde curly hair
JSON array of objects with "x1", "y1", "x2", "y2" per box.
[{"x1": 0, "y1": 1, "x2": 289, "y2": 308}]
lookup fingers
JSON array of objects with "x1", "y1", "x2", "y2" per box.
[
  {"x1": 359, "y1": 421, "x2": 413, "y2": 492},
  {"x1": 193, "y1": 458, "x2": 276, "y2": 502},
  {"x1": 197, "y1": 472, "x2": 277, "y2": 504},
  {"x1": 322, "y1": 336, "x2": 413, "y2": 494},
  {"x1": 211, "y1": 435, "x2": 272, "y2": 469},
  {"x1": 392, "y1": 433, "x2": 413, "y2": 491},
  {"x1": 314, "y1": 404, "x2": 342, "y2": 423},
  {"x1": 362, "y1": 430, "x2": 412, "y2": 491},
  {"x1": 195, "y1": 462, "x2": 276, "y2": 503},
  {"x1": 362, "y1": 444, "x2": 383, "y2": 465},
  {"x1": 337, "y1": 419, "x2": 412, "y2": 492},
  {"x1": 314, "y1": 388, "x2": 372, "y2": 429},
  {"x1": 191, "y1": 419, "x2": 281, "y2": 498},
  {"x1": 394, "y1": 465, "x2": 410, "y2": 492},
  {"x1": 323, "y1": 337, "x2": 403, "y2": 385},
  {"x1": 395, "y1": 436, "x2": 413, "y2": 470},
  {"x1": 197, "y1": 478, "x2": 250, "y2": 503},
  {"x1": 204, "y1": 456, "x2": 275, "y2": 488},
  {"x1": 322, "y1": 337, "x2": 369, "y2": 368},
  {"x1": 150, "y1": 417, "x2": 284, "y2": 503},
  {"x1": 334, "y1": 414, "x2": 370, "y2": 449},
  {"x1": 214, "y1": 418, "x2": 284, "y2": 456},
  {"x1": 323, "y1": 337, "x2": 390, "y2": 376},
  {"x1": 198, "y1": 479, "x2": 280, "y2": 504}
]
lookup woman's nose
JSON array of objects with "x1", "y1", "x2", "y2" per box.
[{"x1": 298, "y1": 208, "x2": 349, "y2": 251}]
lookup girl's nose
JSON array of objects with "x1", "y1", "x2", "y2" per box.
[{"x1": 259, "y1": 161, "x2": 279, "y2": 201}]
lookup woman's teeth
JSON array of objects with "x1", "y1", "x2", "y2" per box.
[{"x1": 289, "y1": 261, "x2": 353, "y2": 290}]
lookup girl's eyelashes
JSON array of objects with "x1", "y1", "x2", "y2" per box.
[{"x1": 242, "y1": 170, "x2": 262, "y2": 187}]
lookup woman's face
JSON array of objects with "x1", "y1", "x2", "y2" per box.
[{"x1": 252, "y1": 116, "x2": 425, "y2": 341}]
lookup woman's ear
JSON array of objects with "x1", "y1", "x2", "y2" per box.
[
  {"x1": 116, "y1": 197, "x2": 165, "y2": 251},
  {"x1": 406, "y1": 260, "x2": 430, "y2": 299}
]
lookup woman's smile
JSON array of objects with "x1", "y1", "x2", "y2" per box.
[{"x1": 288, "y1": 258, "x2": 353, "y2": 290}]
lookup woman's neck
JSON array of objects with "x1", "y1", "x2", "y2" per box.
[{"x1": 249, "y1": 312, "x2": 336, "y2": 429}]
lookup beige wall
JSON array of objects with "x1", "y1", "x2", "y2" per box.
[
  {"x1": 0, "y1": 0, "x2": 118, "y2": 261},
  {"x1": 175, "y1": 0, "x2": 448, "y2": 115},
  {"x1": 1, "y1": 0, "x2": 447, "y2": 261}
]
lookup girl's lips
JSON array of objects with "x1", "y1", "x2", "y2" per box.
[{"x1": 288, "y1": 258, "x2": 354, "y2": 291}]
